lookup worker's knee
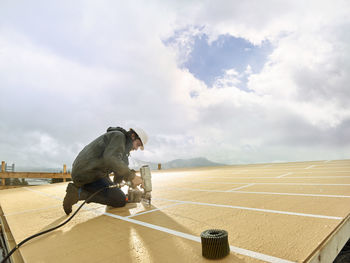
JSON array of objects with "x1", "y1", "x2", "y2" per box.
[
  {"x1": 107, "y1": 189, "x2": 126, "y2": 207},
  {"x1": 110, "y1": 198, "x2": 126, "y2": 207}
]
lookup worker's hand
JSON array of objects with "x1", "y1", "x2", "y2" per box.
[{"x1": 131, "y1": 175, "x2": 144, "y2": 188}]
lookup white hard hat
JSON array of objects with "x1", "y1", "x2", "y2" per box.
[{"x1": 131, "y1": 127, "x2": 148, "y2": 150}]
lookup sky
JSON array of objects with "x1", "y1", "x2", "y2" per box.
[{"x1": 0, "y1": 0, "x2": 350, "y2": 168}]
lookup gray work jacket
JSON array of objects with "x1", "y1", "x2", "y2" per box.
[{"x1": 71, "y1": 130, "x2": 135, "y2": 187}]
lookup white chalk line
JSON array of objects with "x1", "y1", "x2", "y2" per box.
[
  {"x1": 276, "y1": 172, "x2": 293, "y2": 178},
  {"x1": 305, "y1": 165, "x2": 317, "y2": 169},
  {"x1": 207, "y1": 176, "x2": 350, "y2": 179},
  {"x1": 227, "y1": 169, "x2": 349, "y2": 173},
  {"x1": 3, "y1": 204, "x2": 63, "y2": 216},
  {"x1": 126, "y1": 203, "x2": 183, "y2": 218},
  {"x1": 103, "y1": 212, "x2": 296, "y2": 263},
  {"x1": 226, "y1": 183, "x2": 255, "y2": 192},
  {"x1": 23, "y1": 187, "x2": 63, "y2": 201},
  {"x1": 161, "y1": 187, "x2": 350, "y2": 199},
  {"x1": 180, "y1": 181, "x2": 350, "y2": 186},
  {"x1": 301, "y1": 170, "x2": 350, "y2": 173},
  {"x1": 153, "y1": 198, "x2": 342, "y2": 220},
  {"x1": 232, "y1": 190, "x2": 350, "y2": 199}
]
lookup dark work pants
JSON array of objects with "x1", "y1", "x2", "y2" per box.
[{"x1": 80, "y1": 177, "x2": 126, "y2": 207}]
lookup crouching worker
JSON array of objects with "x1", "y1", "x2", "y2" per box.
[{"x1": 63, "y1": 126, "x2": 148, "y2": 215}]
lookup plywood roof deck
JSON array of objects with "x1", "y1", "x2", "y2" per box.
[{"x1": 1, "y1": 159, "x2": 350, "y2": 262}]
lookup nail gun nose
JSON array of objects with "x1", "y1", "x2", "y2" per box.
[{"x1": 143, "y1": 192, "x2": 152, "y2": 205}]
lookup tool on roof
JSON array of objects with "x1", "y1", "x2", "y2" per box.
[
  {"x1": 200, "y1": 229, "x2": 230, "y2": 259},
  {"x1": 118, "y1": 165, "x2": 152, "y2": 205},
  {"x1": 140, "y1": 165, "x2": 152, "y2": 205}
]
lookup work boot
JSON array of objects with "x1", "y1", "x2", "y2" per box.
[
  {"x1": 78, "y1": 188, "x2": 91, "y2": 202},
  {"x1": 63, "y1": 183, "x2": 79, "y2": 215}
]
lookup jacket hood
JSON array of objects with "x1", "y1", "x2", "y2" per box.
[
  {"x1": 107, "y1": 126, "x2": 128, "y2": 134},
  {"x1": 106, "y1": 127, "x2": 133, "y2": 154}
]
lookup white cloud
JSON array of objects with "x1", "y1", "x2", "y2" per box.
[
  {"x1": 0, "y1": 0, "x2": 350, "y2": 167},
  {"x1": 164, "y1": 26, "x2": 205, "y2": 65}
]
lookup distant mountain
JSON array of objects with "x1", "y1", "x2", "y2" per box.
[
  {"x1": 128, "y1": 158, "x2": 157, "y2": 170},
  {"x1": 129, "y1": 157, "x2": 225, "y2": 170},
  {"x1": 163, "y1": 157, "x2": 224, "y2": 169}
]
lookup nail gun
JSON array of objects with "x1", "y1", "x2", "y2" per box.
[{"x1": 121, "y1": 165, "x2": 152, "y2": 205}]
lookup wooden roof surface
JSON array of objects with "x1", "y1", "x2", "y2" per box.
[{"x1": 1, "y1": 159, "x2": 350, "y2": 262}]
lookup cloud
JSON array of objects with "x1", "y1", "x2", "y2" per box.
[
  {"x1": 0, "y1": 3, "x2": 202, "y2": 166},
  {"x1": 0, "y1": 0, "x2": 350, "y2": 167}
]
